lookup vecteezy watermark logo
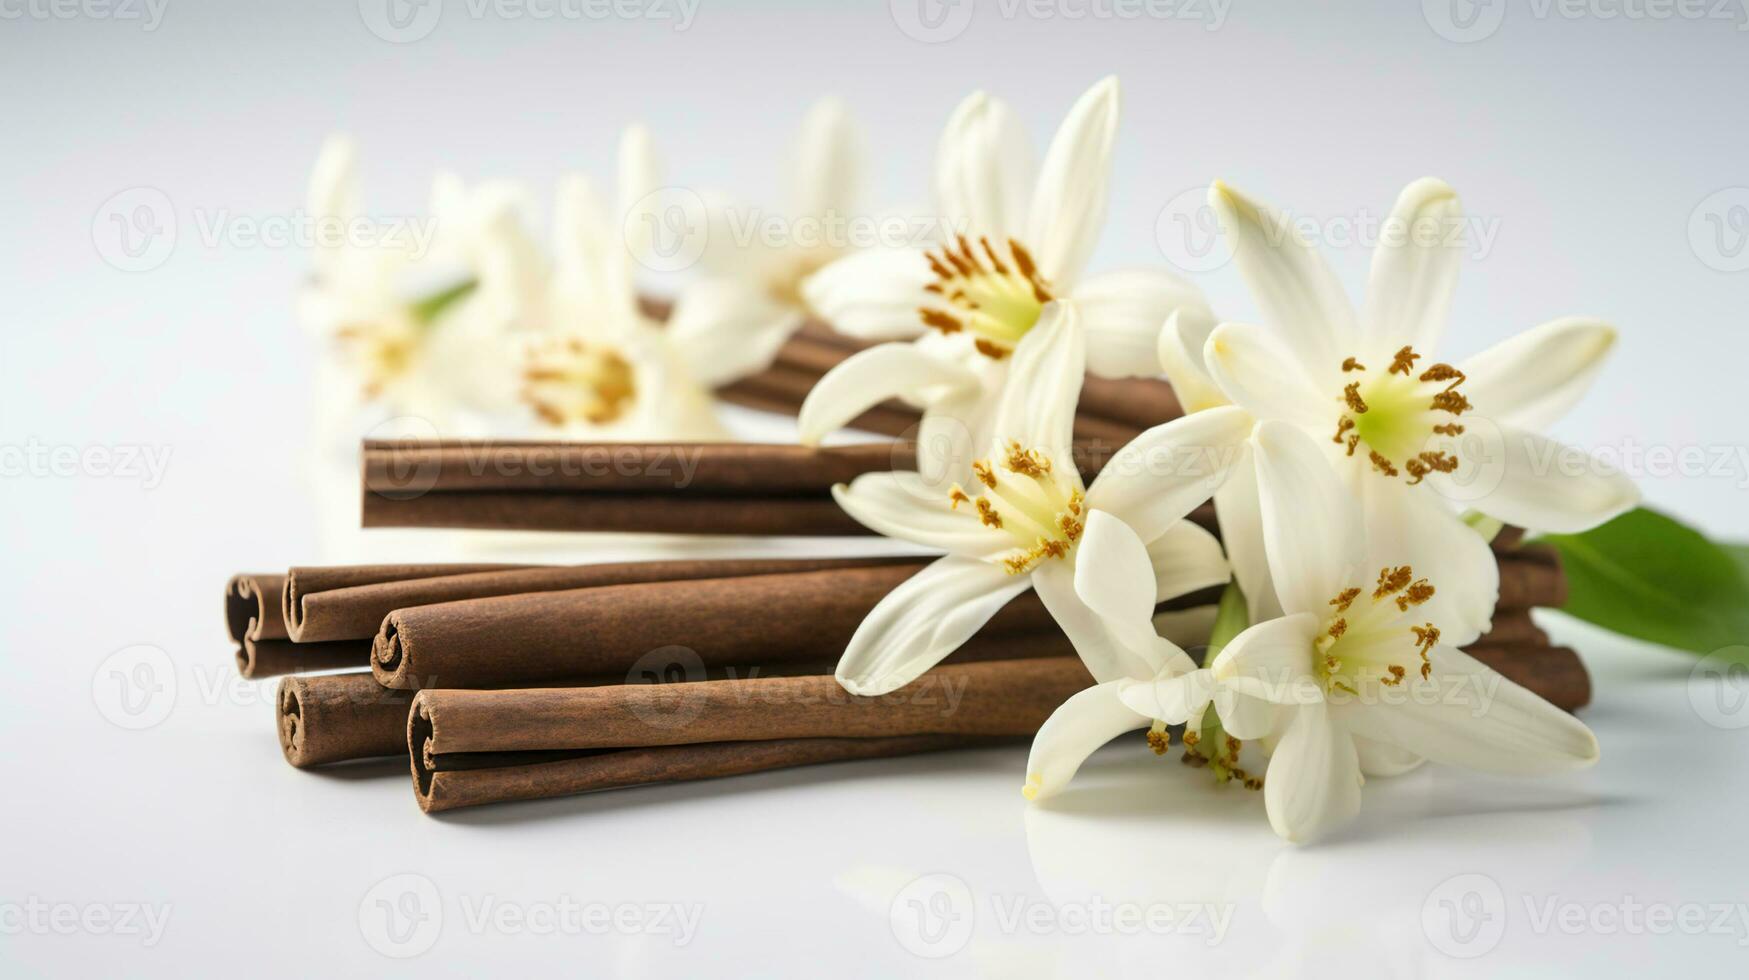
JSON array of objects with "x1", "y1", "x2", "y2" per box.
[
  {"x1": 0, "y1": 0, "x2": 170, "y2": 29},
  {"x1": 359, "y1": 0, "x2": 444, "y2": 42},
  {"x1": 624, "y1": 645, "x2": 709, "y2": 729},
  {"x1": 92, "y1": 188, "x2": 176, "y2": 273},
  {"x1": 892, "y1": 0, "x2": 1229, "y2": 41},
  {"x1": 890, "y1": 874, "x2": 976, "y2": 958},
  {"x1": 888, "y1": 874, "x2": 1231, "y2": 957},
  {"x1": 0, "y1": 899, "x2": 172, "y2": 946},
  {"x1": 890, "y1": 0, "x2": 976, "y2": 42},
  {"x1": 1155, "y1": 185, "x2": 1229, "y2": 273},
  {"x1": 92, "y1": 645, "x2": 177, "y2": 730},
  {"x1": 625, "y1": 186, "x2": 709, "y2": 273},
  {"x1": 1689, "y1": 647, "x2": 1749, "y2": 730},
  {"x1": 1422, "y1": 873, "x2": 1507, "y2": 958},
  {"x1": 362, "y1": 416, "x2": 444, "y2": 500},
  {"x1": 359, "y1": 874, "x2": 443, "y2": 958},
  {"x1": 1423, "y1": 0, "x2": 1508, "y2": 42},
  {"x1": 1689, "y1": 188, "x2": 1749, "y2": 273}
]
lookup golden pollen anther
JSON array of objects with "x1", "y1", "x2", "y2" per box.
[
  {"x1": 521, "y1": 339, "x2": 637, "y2": 427},
  {"x1": 918, "y1": 235, "x2": 1054, "y2": 360},
  {"x1": 951, "y1": 443, "x2": 1085, "y2": 576}
]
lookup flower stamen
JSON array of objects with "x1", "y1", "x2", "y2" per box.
[{"x1": 919, "y1": 235, "x2": 1055, "y2": 359}]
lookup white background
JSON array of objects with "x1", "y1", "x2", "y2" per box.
[{"x1": 3, "y1": 0, "x2": 1748, "y2": 975}]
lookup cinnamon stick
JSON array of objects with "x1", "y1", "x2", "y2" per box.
[
  {"x1": 1464, "y1": 644, "x2": 1590, "y2": 712},
  {"x1": 283, "y1": 555, "x2": 916, "y2": 643},
  {"x1": 228, "y1": 573, "x2": 374, "y2": 678},
  {"x1": 408, "y1": 656, "x2": 1094, "y2": 812},
  {"x1": 286, "y1": 631, "x2": 1085, "y2": 768},
  {"x1": 373, "y1": 558, "x2": 1223, "y2": 690},
  {"x1": 279, "y1": 673, "x2": 415, "y2": 768}
]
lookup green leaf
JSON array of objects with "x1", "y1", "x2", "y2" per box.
[
  {"x1": 408, "y1": 278, "x2": 478, "y2": 327},
  {"x1": 1537, "y1": 507, "x2": 1749, "y2": 663}
]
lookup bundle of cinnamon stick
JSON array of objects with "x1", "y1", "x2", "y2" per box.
[{"x1": 230, "y1": 530, "x2": 1583, "y2": 812}]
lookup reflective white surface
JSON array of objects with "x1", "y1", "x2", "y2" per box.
[{"x1": 4, "y1": 1, "x2": 1748, "y2": 975}]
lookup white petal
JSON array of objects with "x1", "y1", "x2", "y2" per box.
[
  {"x1": 553, "y1": 174, "x2": 633, "y2": 318},
  {"x1": 935, "y1": 91, "x2": 1032, "y2": 240},
  {"x1": 1439, "y1": 423, "x2": 1639, "y2": 535},
  {"x1": 832, "y1": 472, "x2": 1012, "y2": 559},
  {"x1": 617, "y1": 124, "x2": 661, "y2": 224},
  {"x1": 1024, "y1": 76, "x2": 1121, "y2": 288},
  {"x1": 987, "y1": 301, "x2": 1084, "y2": 467},
  {"x1": 1146, "y1": 520, "x2": 1231, "y2": 603},
  {"x1": 307, "y1": 134, "x2": 357, "y2": 224},
  {"x1": 1362, "y1": 178, "x2": 1463, "y2": 356},
  {"x1": 1035, "y1": 560, "x2": 1169, "y2": 683},
  {"x1": 797, "y1": 343, "x2": 977, "y2": 444},
  {"x1": 1156, "y1": 307, "x2": 1230, "y2": 414},
  {"x1": 914, "y1": 385, "x2": 990, "y2": 488},
  {"x1": 1213, "y1": 445, "x2": 1283, "y2": 622},
  {"x1": 662, "y1": 278, "x2": 803, "y2": 387},
  {"x1": 1341, "y1": 645, "x2": 1599, "y2": 775},
  {"x1": 1252, "y1": 421, "x2": 1365, "y2": 617},
  {"x1": 1212, "y1": 688, "x2": 1285, "y2": 741},
  {"x1": 789, "y1": 95, "x2": 862, "y2": 220},
  {"x1": 1084, "y1": 405, "x2": 1253, "y2": 542},
  {"x1": 1202, "y1": 322, "x2": 1330, "y2": 423},
  {"x1": 1352, "y1": 736, "x2": 1425, "y2": 777},
  {"x1": 1353, "y1": 477, "x2": 1499, "y2": 645},
  {"x1": 800, "y1": 248, "x2": 932, "y2": 340},
  {"x1": 1460, "y1": 318, "x2": 1619, "y2": 431},
  {"x1": 1023, "y1": 682, "x2": 1150, "y2": 802},
  {"x1": 1263, "y1": 700, "x2": 1363, "y2": 844},
  {"x1": 1210, "y1": 613, "x2": 1322, "y2": 705},
  {"x1": 1074, "y1": 510, "x2": 1160, "y2": 631},
  {"x1": 1071, "y1": 267, "x2": 1211, "y2": 378},
  {"x1": 835, "y1": 556, "x2": 1030, "y2": 696},
  {"x1": 1117, "y1": 670, "x2": 1212, "y2": 726},
  {"x1": 1208, "y1": 180, "x2": 1358, "y2": 370}
]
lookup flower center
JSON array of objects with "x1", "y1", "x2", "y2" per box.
[
  {"x1": 948, "y1": 441, "x2": 1084, "y2": 575},
  {"x1": 335, "y1": 319, "x2": 418, "y2": 400},
  {"x1": 1313, "y1": 565, "x2": 1442, "y2": 695},
  {"x1": 521, "y1": 338, "x2": 637, "y2": 427},
  {"x1": 1330, "y1": 346, "x2": 1470, "y2": 484},
  {"x1": 919, "y1": 235, "x2": 1055, "y2": 360}
]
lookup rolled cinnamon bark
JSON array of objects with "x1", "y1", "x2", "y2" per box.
[
  {"x1": 363, "y1": 490, "x2": 867, "y2": 535},
  {"x1": 226, "y1": 573, "x2": 286, "y2": 644},
  {"x1": 1475, "y1": 611, "x2": 1548, "y2": 649},
  {"x1": 284, "y1": 555, "x2": 916, "y2": 643},
  {"x1": 363, "y1": 440, "x2": 914, "y2": 495},
  {"x1": 373, "y1": 561, "x2": 919, "y2": 689},
  {"x1": 285, "y1": 631, "x2": 1086, "y2": 768},
  {"x1": 281, "y1": 563, "x2": 531, "y2": 640},
  {"x1": 1464, "y1": 643, "x2": 1590, "y2": 712},
  {"x1": 279, "y1": 673, "x2": 415, "y2": 768},
  {"x1": 228, "y1": 573, "x2": 375, "y2": 678},
  {"x1": 1496, "y1": 545, "x2": 1567, "y2": 609},
  {"x1": 408, "y1": 656, "x2": 1094, "y2": 812}
]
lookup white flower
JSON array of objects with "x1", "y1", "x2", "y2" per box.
[
  {"x1": 797, "y1": 77, "x2": 1212, "y2": 479},
  {"x1": 298, "y1": 135, "x2": 513, "y2": 419},
  {"x1": 693, "y1": 96, "x2": 865, "y2": 332},
  {"x1": 830, "y1": 301, "x2": 1252, "y2": 695},
  {"x1": 477, "y1": 127, "x2": 798, "y2": 441},
  {"x1": 1164, "y1": 178, "x2": 1637, "y2": 629},
  {"x1": 1022, "y1": 516, "x2": 1279, "y2": 804},
  {"x1": 1207, "y1": 421, "x2": 1600, "y2": 843}
]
